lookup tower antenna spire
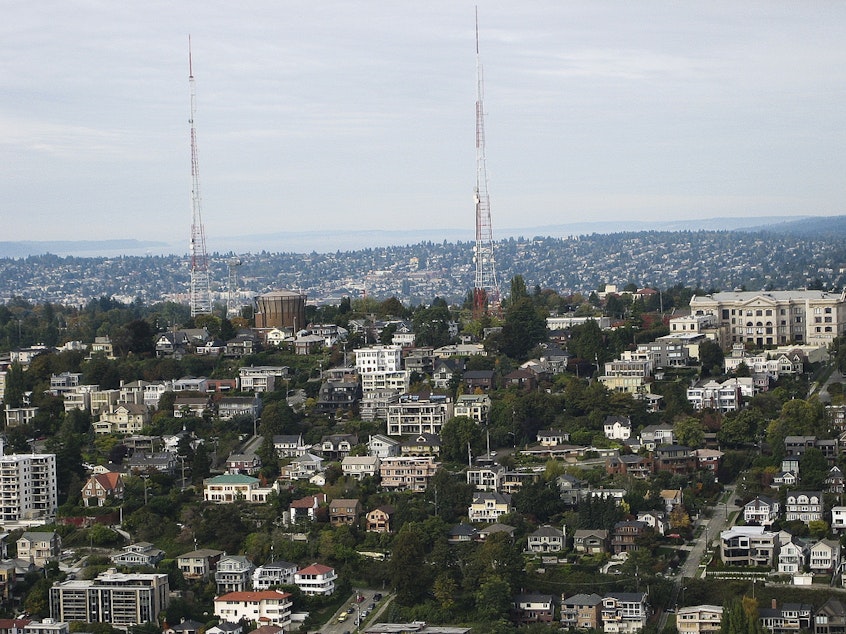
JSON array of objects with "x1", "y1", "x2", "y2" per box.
[
  {"x1": 188, "y1": 35, "x2": 212, "y2": 317},
  {"x1": 473, "y1": 8, "x2": 500, "y2": 317}
]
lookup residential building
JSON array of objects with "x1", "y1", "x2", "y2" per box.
[
  {"x1": 329, "y1": 499, "x2": 362, "y2": 527},
  {"x1": 93, "y1": 403, "x2": 151, "y2": 435},
  {"x1": 832, "y1": 506, "x2": 846, "y2": 531},
  {"x1": 318, "y1": 434, "x2": 358, "y2": 461},
  {"x1": 218, "y1": 396, "x2": 262, "y2": 421},
  {"x1": 380, "y1": 456, "x2": 439, "y2": 492},
  {"x1": 603, "y1": 416, "x2": 632, "y2": 441},
  {"x1": 611, "y1": 521, "x2": 647, "y2": 555},
  {"x1": 639, "y1": 424, "x2": 675, "y2": 450},
  {"x1": 686, "y1": 378, "x2": 755, "y2": 412},
  {"x1": 720, "y1": 526, "x2": 778, "y2": 568},
  {"x1": 467, "y1": 465, "x2": 504, "y2": 492},
  {"x1": 601, "y1": 592, "x2": 649, "y2": 634},
  {"x1": 341, "y1": 456, "x2": 380, "y2": 480},
  {"x1": 809, "y1": 539, "x2": 841, "y2": 574},
  {"x1": 689, "y1": 289, "x2": 846, "y2": 347},
  {"x1": 251, "y1": 561, "x2": 297, "y2": 591},
  {"x1": 777, "y1": 537, "x2": 808, "y2": 574},
  {"x1": 294, "y1": 563, "x2": 336, "y2": 596},
  {"x1": 387, "y1": 395, "x2": 453, "y2": 437},
  {"x1": 561, "y1": 593, "x2": 603, "y2": 630},
  {"x1": 527, "y1": 525, "x2": 565, "y2": 553},
  {"x1": 177, "y1": 549, "x2": 223, "y2": 579},
  {"x1": 366, "y1": 506, "x2": 395, "y2": 533},
  {"x1": 316, "y1": 379, "x2": 360, "y2": 414},
  {"x1": 272, "y1": 434, "x2": 307, "y2": 458},
  {"x1": 676, "y1": 605, "x2": 723, "y2": 634},
  {"x1": 203, "y1": 475, "x2": 279, "y2": 504},
  {"x1": 81, "y1": 472, "x2": 124, "y2": 507},
  {"x1": 17, "y1": 532, "x2": 61, "y2": 566},
  {"x1": 511, "y1": 594, "x2": 554, "y2": 626},
  {"x1": 785, "y1": 491, "x2": 823, "y2": 524},
  {"x1": 537, "y1": 429, "x2": 571, "y2": 446},
  {"x1": 814, "y1": 597, "x2": 846, "y2": 634},
  {"x1": 213, "y1": 590, "x2": 292, "y2": 629},
  {"x1": 744, "y1": 496, "x2": 780, "y2": 526},
  {"x1": 110, "y1": 542, "x2": 165, "y2": 568},
  {"x1": 573, "y1": 528, "x2": 608, "y2": 555},
  {"x1": 238, "y1": 366, "x2": 287, "y2": 393},
  {"x1": 49, "y1": 571, "x2": 169, "y2": 628},
  {"x1": 400, "y1": 433, "x2": 441, "y2": 457},
  {"x1": 654, "y1": 446, "x2": 697, "y2": 476},
  {"x1": 454, "y1": 394, "x2": 491, "y2": 424},
  {"x1": 468, "y1": 492, "x2": 512, "y2": 523},
  {"x1": 225, "y1": 454, "x2": 261, "y2": 476},
  {"x1": 23, "y1": 620, "x2": 69, "y2": 634},
  {"x1": 0, "y1": 445, "x2": 58, "y2": 522},
  {"x1": 215, "y1": 556, "x2": 255, "y2": 594},
  {"x1": 758, "y1": 601, "x2": 813, "y2": 634},
  {"x1": 278, "y1": 453, "x2": 323, "y2": 481},
  {"x1": 367, "y1": 434, "x2": 401, "y2": 459},
  {"x1": 289, "y1": 493, "x2": 327, "y2": 524},
  {"x1": 462, "y1": 370, "x2": 496, "y2": 392}
]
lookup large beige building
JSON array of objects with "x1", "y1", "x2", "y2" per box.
[
  {"x1": 676, "y1": 605, "x2": 723, "y2": 634},
  {"x1": 689, "y1": 290, "x2": 846, "y2": 347}
]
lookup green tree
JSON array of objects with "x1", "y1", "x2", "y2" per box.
[
  {"x1": 501, "y1": 296, "x2": 547, "y2": 360},
  {"x1": 699, "y1": 339, "x2": 725, "y2": 377},
  {"x1": 475, "y1": 575, "x2": 512, "y2": 622},
  {"x1": 390, "y1": 525, "x2": 428, "y2": 605},
  {"x1": 673, "y1": 416, "x2": 705, "y2": 448},
  {"x1": 440, "y1": 416, "x2": 482, "y2": 463}
]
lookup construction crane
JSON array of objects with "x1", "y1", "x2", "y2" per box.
[
  {"x1": 188, "y1": 36, "x2": 212, "y2": 317},
  {"x1": 473, "y1": 9, "x2": 500, "y2": 317}
]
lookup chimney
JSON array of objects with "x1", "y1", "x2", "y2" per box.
[{"x1": 772, "y1": 599, "x2": 777, "y2": 610}]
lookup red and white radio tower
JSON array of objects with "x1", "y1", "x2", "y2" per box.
[
  {"x1": 473, "y1": 10, "x2": 500, "y2": 317},
  {"x1": 188, "y1": 36, "x2": 212, "y2": 317}
]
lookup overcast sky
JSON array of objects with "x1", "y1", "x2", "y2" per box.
[{"x1": 3, "y1": 1, "x2": 846, "y2": 252}]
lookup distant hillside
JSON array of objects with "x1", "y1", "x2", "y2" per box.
[
  {"x1": 0, "y1": 215, "x2": 822, "y2": 257},
  {"x1": 740, "y1": 215, "x2": 846, "y2": 238}
]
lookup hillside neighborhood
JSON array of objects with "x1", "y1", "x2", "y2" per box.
[{"x1": 1, "y1": 285, "x2": 846, "y2": 632}]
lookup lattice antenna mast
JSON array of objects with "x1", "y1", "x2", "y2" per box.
[
  {"x1": 473, "y1": 9, "x2": 500, "y2": 316},
  {"x1": 188, "y1": 36, "x2": 212, "y2": 317}
]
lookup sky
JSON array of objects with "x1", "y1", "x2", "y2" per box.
[{"x1": 2, "y1": 1, "x2": 846, "y2": 254}]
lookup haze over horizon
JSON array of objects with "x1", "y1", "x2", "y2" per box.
[{"x1": 3, "y1": 2, "x2": 845, "y2": 248}]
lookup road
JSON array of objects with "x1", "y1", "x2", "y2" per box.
[
  {"x1": 658, "y1": 484, "x2": 740, "y2": 632},
  {"x1": 318, "y1": 588, "x2": 386, "y2": 634}
]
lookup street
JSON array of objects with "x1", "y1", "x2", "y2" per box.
[{"x1": 316, "y1": 588, "x2": 388, "y2": 634}]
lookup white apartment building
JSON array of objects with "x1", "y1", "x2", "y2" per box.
[
  {"x1": 354, "y1": 345, "x2": 402, "y2": 374},
  {"x1": 601, "y1": 592, "x2": 649, "y2": 634},
  {"x1": 676, "y1": 605, "x2": 723, "y2": 634},
  {"x1": 831, "y1": 506, "x2": 846, "y2": 531},
  {"x1": 0, "y1": 443, "x2": 58, "y2": 522},
  {"x1": 547, "y1": 315, "x2": 611, "y2": 330},
  {"x1": 238, "y1": 366, "x2": 287, "y2": 393},
  {"x1": 387, "y1": 395, "x2": 453, "y2": 436},
  {"x1": 214, "y1": 589, "x2": 293, "y2": 628},
  {"x1": 689, "y1": 290, "x2": 846, "y2": 347},
  {"x1": 49, "y1": 571, "x2": 170, "y2": 628}
]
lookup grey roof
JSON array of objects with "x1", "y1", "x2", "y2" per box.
[{"x1": 563, "y1": 593, "x2": 603, "y2": 606}]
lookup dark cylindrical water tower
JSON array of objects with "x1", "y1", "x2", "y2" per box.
[{"x1": 254, "y1": 290, "x2": 307, "y2": 330}]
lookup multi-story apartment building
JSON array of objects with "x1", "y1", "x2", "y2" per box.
[
  {"x1": 511, "y1": 594, "x2": 555, "y2": 626},
  {"x1": 689, "y1": 290, "x2": 846, "y2": 347},
  {"x1": 0, "y1": 444, "x2": 57, "y2": 522},
  {"x1": 676, "y1": 605, "x2": 723, "y2": 634},
  {"x1": 355, "y1": 345, "x2": 408, "y2": 421},
  {"x1": 213, "y1": 590, "x2": 292, "y2": 628},
  {"x1": 238, "y1": 366, "x2": 287, "y2": 393},
  {"x1": 386, "y1": 395, "x2": 453, "y2": 436},
  {"x1": 49, "y1": 571, "x2": 169, "y2": 628},
  {"x1": 379, "y1": 456, "x2": 439, "y2": 493},
  {"x1": 758, "y1": 601, "x2": 813, "y2": 634},
  {"x1": 467, "y1": 465, "x2": 505, "y2": 492}
]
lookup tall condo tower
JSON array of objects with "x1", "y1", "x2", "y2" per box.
[
  {"x1": 473, "y1": 10, "x2": 500, "y2": 316},
  {"x1": 188, "y1": 37, "x2": 212, "y2": 316}
]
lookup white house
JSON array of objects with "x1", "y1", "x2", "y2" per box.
[
  {"x1": 252, "y1": 561, "x2": 298, "y2": 591},
  {"x1": 294, "y1": 563, "x2": 336, "y2": 596},
  {"x1": 743, "y1": 496, "x2": 780, "y2": 526},
  {"x1": 527, "y1": 525, "x2": 565, "y2": 553},
  {"x1": 603, "y1": 416, "x2": 632, "y2": 441},
  {"x1": 341, "y1": 456, "x2": 380, "y2": 480},
  {"x1": 810, "y1": 539, "x2": 841, "y2": 573}
]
